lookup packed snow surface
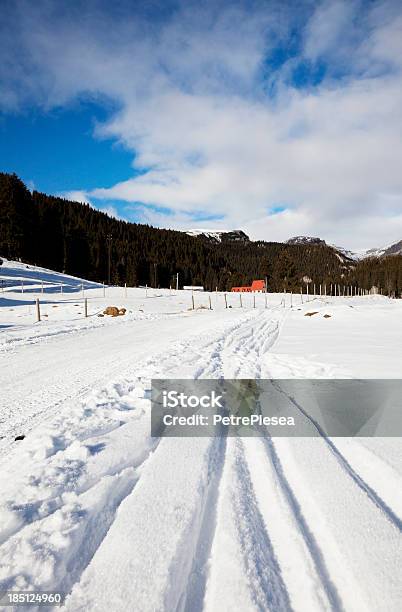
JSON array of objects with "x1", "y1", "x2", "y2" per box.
[{"x1": 1, "y1": 259, "x2": 402, "y2": 611}]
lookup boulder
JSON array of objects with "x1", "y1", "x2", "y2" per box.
[{"x1": 103, "y1": 306, "x2": 120, "y2": 317}]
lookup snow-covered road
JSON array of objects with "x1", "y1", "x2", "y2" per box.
[
  {"x1": 1, "y1": 263, "x2": 402, "y2": 612},
  {"x1": 0, "y1": 308, "x2": 253, "y2": 457}
]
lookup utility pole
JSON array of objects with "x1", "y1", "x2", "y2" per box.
[{"x1": 106, "y1": 234, "x2": 113, "y2": 285}]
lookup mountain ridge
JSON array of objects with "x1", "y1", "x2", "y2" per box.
[{"x1": 189, "y1": 230, "x2": 402, "y2": 260}]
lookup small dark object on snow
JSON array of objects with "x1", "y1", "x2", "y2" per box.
[
  {"x1": 305, "y1": 311, "x2": 318, "y2": 317},
  {"x1": 98, "y1": 313, "x2": 104, "y2": 317},
  {"x1": 323, "y1": 314, "x2": 332, "y2": 318},
  {"x1": 15, "y1": 435, "x2": 25, "y2": 441},
  {"x1": 104, "y1": 306, "x2": 120, "y2": 316}
]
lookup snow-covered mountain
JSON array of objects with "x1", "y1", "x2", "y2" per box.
[
  {"x1": 186, "y1": 229, "x2": 250, "y2": 243},
  {"x1": 286, "y1": 235, "x2": 402, "y2": 261},
  {"x1": 187, "y1": 230, "x2": 402, "y2": 260},
  {"x1": 285, "y1": 236, "x2": 326, "y2": 246},
  {"x1": 286, "y1": 236, "x2": 356, "y2": 263},
  {"x1": 364, "y1": 239, "x2": 402, "y2": 258}
]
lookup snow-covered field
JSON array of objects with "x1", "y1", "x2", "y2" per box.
[{"x1": 1, "y1": 259, "x2": 402, "y2": 611}]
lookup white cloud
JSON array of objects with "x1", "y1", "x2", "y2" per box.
[
  {"x1": 61, "y1": 190, "x2": 92, "y2": 205},
  {"x1": 2, "y1": 0, "x2": 402, "y2": 250},
  {"x1": 98, "y1": 205, "x2": 121, "y2": 220}
]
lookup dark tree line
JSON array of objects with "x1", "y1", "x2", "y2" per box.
[{"x1": 0, "y1": 172, "x2": 401, "y2": 295}]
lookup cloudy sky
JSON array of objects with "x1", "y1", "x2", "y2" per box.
[{"x1": 1, "y1": 0, "x2": 402, "y2": 250}]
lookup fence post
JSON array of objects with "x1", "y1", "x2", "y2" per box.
[
  {"x1": 253, "y1": 293, "x2": 256, "y2": 308},
  {"x1": 124, "y1": 283, "x2": 127, "y2": 298},
  {"x1": 240, "y1": 293, "x2": 242, "y2": 308},
  {"x1": 306, "y1": 283, "x2": 309, "y2": 302},
  {"x1": 103, "y1": 283, "x2": 106, "y2": 298},
  {"x1": 41, "y1": 281, "x2": 44, "y2": 294},
  {"x1": 264, "y1": 293, "x2": 267, "y2": 309},
  {"x1": 84, "y1": 298, "x2": 88, "y2": 318},
  {"x1": 224, "y1": 293, "x2": 228, "y2": 309},
  {"x1": 192, "y1": 290, "x2": 195, "y2": 310},
  {"x1": 21, "y1": 280, "x2": 24, "y2": 294},
  {"x1": 81, "y1": 282, "x2": 84, "y2": 298},
  {"x1": 36, "y1": 298, "x2": 41, "y2": 322},
  {"x1": 146, "y1": 284, "x2": 148, "y2": 298},
  {"x1": 209, "y1": 295, "x2": 212, "y2": 310},
  {"x1": 60, "y1": 284, "x2": 63, "y2": 294},
  {"x1": 290, "y1": 291, "x2": 293, "y2": 308},
  {"x1": 300, "y1": 287, "x2": 303, "y2": 304}
]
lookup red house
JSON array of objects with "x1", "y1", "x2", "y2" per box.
[{"x1": 231, "y1": 279, "x2": 266, "y2": 293}]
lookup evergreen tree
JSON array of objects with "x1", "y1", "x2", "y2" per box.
[{"x1": 272, "y1": 249, "x2": 299, "y2": 290}]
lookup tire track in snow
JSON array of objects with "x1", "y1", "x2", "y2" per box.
[
  {"x1": 258, "y1": 434, "x2": 343, "y2": 611},
  {"x1": 273, "y1": 383, "x2": 402, "y2": 533},
  {"x1": 231, "y1": 438, "x2": 292, "y2": 612},
  {"x1": 201, "y1": 308, "x2": 344, "y2": 611},
  {"x1": 165, "y1": 314, "x2": 272, "y2": 610},
  {"x1": 200, "y1": 309, "x2": 304, "y2": 611},
  {"x1": 172, "y1": 436, "x2": 228, "y2": 612},
  {"x1": 152, "y1": 309, "x2": 286, "y2": 611}
]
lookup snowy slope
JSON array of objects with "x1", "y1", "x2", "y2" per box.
[
  {"x1": 0, "y1": 258, "x2": 102, "y2": 292},
  {"x1": 0, "y1": 261, "x2": 402, "y2": 611}
]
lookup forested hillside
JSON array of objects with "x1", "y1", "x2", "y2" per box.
[{"x1": 1, "y1": 172, "x2": 401, "y2": 295}]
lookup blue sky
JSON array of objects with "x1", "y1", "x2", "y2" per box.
[
  {"x1": 0, "y1": 101, "x2": 134, "y2": 194},
  {"x1": 1, "y1": 0, "x2": 402, "y2": 249}
]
